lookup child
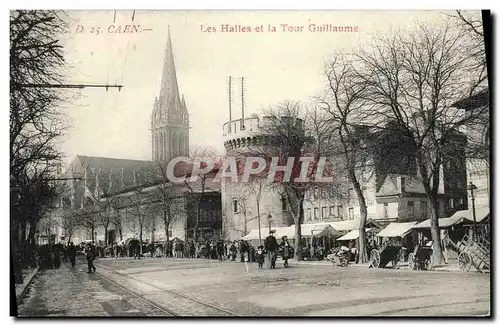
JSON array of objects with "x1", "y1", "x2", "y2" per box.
[{"x1": 256, "y1": 245, "x2": 265, "y2": 268}]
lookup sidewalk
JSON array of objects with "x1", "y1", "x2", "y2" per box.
[
  {"x1": 15, "y1": 268, "x2": 39, "y2": 305},
  {"x1": 291, "y1": 259, "x2": 470, "y2": 273},
  {"x1": 16, "y1": 264, "x2": 108, "y2": 317}
]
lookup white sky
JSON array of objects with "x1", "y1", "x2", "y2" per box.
[{"x1": 58, "y1": 10, "x2": 461, "y2": 164}]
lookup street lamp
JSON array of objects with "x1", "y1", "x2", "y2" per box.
[
  {"x1": 267, "y1": 213, "x2": 272, "y2": 232},
  {"x1": 467, "y1": 182, "x2": 478, "y2": 240},
  {"x1": 152, "y1": 228, "x2": 156, "y2": 243}
]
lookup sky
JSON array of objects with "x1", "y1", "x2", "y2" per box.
[{"x1": 57, "y1": 10, "x2": 458, "y2": 164}]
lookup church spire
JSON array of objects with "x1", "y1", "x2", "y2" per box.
[{"x1": 159, "y1": 26, "x2": 181, "y2": 111}]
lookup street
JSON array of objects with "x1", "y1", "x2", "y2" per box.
[{"x1": 17, "y1": 257, "x2": 490, "y2": 317}]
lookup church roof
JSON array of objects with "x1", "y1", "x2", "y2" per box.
[
  {"x1": 158, "y1": 27, "x2": 182, "y2": 112},
  {"x1": 66, "y1": 155, "x2": 155, "y2": 197}
]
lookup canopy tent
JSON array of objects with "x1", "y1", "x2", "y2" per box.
[
  {"x1": 337, "y1": 228, "x2": 374, "y2": 241},
  {"x1": 376, "y1": 222, "x2": 417, "y2": 238},
  {"x1": 317, "y1": 225, "x2": 344, "y2": 238},
  {"x1": 300, "y1": 223, "x2": 338, "y2": 236},
  {"x1": 413, "y1": 215, "x2": 464, "y2": 229},
  {"x1": 448, "y1": 208, "x2": 490, "y2": 224},
  {"x1": 242, "y1": 223, "x2": 344, "y2": 241},
  {"x1": 241, "y1": 227, "x2": 295, "y2": 241},
  {"x1": 329, "y1": 220, "x2": 360, "y2": 232}
]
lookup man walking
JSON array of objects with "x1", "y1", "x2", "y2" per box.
[
  {"x1": 264, "y1": 230, "x2": 279, "y2": 269},
  {"x1": 68, "y1": 242, "x2": 77, "y2": 268},
  {"x1": 280, "y1": 236, "x2": 291, "y2": 268},
  {"x1": 85, "y1": 245, "x2": 96, "y2": 273},
  {"x1": 216, "y1": 239, "x2": 224, "y2": 262}
]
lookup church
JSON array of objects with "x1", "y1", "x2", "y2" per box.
[{"x1": 53, "y1": 30, "x2": 222, "y2": 245}]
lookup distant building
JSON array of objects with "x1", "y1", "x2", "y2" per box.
[
  {"x1": 51, "y1": 30, "x2": 222, "y2": 245},
  {"x1": 453, "y1": 89, "x2": 490, "y2": 210}
]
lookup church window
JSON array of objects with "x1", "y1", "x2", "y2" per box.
[{"x1": 233, "y1": 198, "x2": 238, "y2": 213}]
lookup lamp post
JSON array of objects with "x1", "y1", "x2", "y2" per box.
[
  {"x1": 467, "y1": 182, "x2": 478, "y2": 240},
  {"x1": 152, "y1": 227, "x2": 156, "y2": 243},
  {"x1": 267, "y1": 213, "x2": 272, "y2": 233}
]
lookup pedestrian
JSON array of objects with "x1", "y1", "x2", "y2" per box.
[
  {"x1": 216, "y1": 239, "x2": 224, "y2": 262},
  {"x1": 134, "y1": 242, "x2": 141, "y2": 260},
  {"x1": 256, "y1": 245, "x2": 265, "y2": 268},
  {"x1": 280, "y1": 236, "x2": 291, "y2": 268},
  {"x1": 68, "y1": 242, "x2": 77, "y2": 268},
  {"x1": 53, "y1": 246, "x2": 61, "y2": 269},
  {"x1": 441, "y1": 229, "x2": 449, "y2": 264},
  {"x1": 85, "y1": 245, "x2": 96, "y2": 273},
  {"x1": 264, "y1": 230, "x2": 279, "y2": 269}
]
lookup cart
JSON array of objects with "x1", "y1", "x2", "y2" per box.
[
  {"x1": 408, "y1": 241, "x2": 433, "y2": 270},
  {"x1": 369, "y1": 222, "x2": 417, "y2": 269},
  {"x1": 369, "y1": 239, "x2": 407, "y2": 269},
  {"x1": 456, "y1": 234, "x2": 490, "y2": 273}
]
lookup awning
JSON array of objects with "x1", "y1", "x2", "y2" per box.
[
  {"x1": 329, "y1": 219, "x2": 360, "y2": 231},
  {"x1": 275, "y1": 226, "x2": 296, "y2": 239},
  {"x1": 317, "y1": 225, "x2": 344, "y2": 238},
  {"x1": 414, "y1": 215, "x2": 464, "y2": 229},
  {"x1": 241, "y1": 227, "x2": 295, "y2": 241},
  {"x1": 376, "y1": 222, "x2": 417, "y2": 238},
  {"x1": 300, "y1": 223, "x2": 337, "y2": 236},
  {"x1": 448, "y1": 208, "x2": 490, "y2": 224},
  {"x1": 337, "y1": 228, "x2": 374, "y2": 241},
  {"x1": 241, "y1": 228, "x2": 269, "y2": 241}
]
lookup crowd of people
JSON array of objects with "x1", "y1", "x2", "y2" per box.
[{"x1": 34, "y1": 230, "x2": 295, "y2": 272}]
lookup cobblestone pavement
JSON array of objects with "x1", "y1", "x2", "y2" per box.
[
  {"x1": 17, "y1": 257, "x2": 490, "y2": 317},
  {"x1": 16, "y1": 259, "x2": 171, "y2": 317},
  {"x1": 95, "y1": 257, "x2": 491, "y2": 317}
]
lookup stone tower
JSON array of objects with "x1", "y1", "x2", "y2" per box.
[
  {"x1": 151, "y1": 28, "x2": 189, "y2": 162},
  {"x1": 221, "y1": 116, "x2": 301, "y2": 240}
]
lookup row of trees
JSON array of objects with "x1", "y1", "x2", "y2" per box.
[
  {"x1": 54, "y1": 146, "x2": 222, "y2": 250},
  {"x1": 233, "y1": 11, "x2": 488, "y2": 264},
  {"x1": 10, "y1": 10, "x2": 69, "y2": 274}
]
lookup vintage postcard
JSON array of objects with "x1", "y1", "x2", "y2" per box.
[{"x1": 11, "y1": 9, "x2": 490, "y2": 317}]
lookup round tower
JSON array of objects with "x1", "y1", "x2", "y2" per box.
[{"x1": 221, "y1": 115, "x2": 304, "y2": 241}]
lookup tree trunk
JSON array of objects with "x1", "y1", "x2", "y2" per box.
[
  {"x1": 194, "y1": 199, "x2": 201, "y2": 240},
  {"x1": 256, "y1": 198, "x2": 262, "y2": 244},
  {"x1": 104, "y1": 225, "x2": 108, "y2": 246},
  {"x1": 429, "y1": 195, "x2": 444, "y2": 265},
  {"x1": 349, "y1": 168, "x2": 368, "y2": 263},
  {"x1": 293, "y1": 197, "x2": 304, "y2": 261},
  {"x1": 139, "y1": 227, "x2": 143, "y2": 255}
]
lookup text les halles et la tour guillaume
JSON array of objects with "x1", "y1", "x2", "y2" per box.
[{"x1": 201, "y1": 24, "x2": 360, "y2": 33}]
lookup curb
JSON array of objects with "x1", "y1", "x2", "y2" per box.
[{"x1": 15, "y1": 268, "x2": 39, "y2": 305}]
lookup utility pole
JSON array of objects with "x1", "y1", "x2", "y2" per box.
[{"x1": 15, "y1": 83, "x2": 124, "y2": 91}]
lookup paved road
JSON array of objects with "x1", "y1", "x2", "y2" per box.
[{"x1": 17, "y1": 257, "x2": 490, "y2": 317}]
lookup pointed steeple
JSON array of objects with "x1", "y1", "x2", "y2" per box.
[
  {"x1": 158, "y1": 26, "x2": 181, "y2": 112},
  {"x1": 181, "y1": 94, "x2": 186, "y2": 109}
]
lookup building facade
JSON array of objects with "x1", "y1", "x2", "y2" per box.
[
  {"x1": 221, "y1": 115, "x2": 299, "y2": 240},
  {"x1": 48, "y1": 30, "x2": 222, "y2": 245}
]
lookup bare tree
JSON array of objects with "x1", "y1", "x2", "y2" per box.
[
  {"x1": 60, "y1": 208, "x2": 79, "y2": 245},
  {"x1": 125, "y1": 188, "x2": 155, "y2": 254},
  {"x1": 320, "y1": 53, "x2": 374, "y2": 263},
  {"x1": 10, "y1": 10, "x2": 69, "y2": 279},
  {"x1": 355, "y1": 19, "x2": 487, "y2": 264},
  {"x1": 183, "y1": 146, "x2": 222, "y2": 240},
  {"x1": 231, "y1": 182, "x2": 263, "y2": 238},
  {"x1": 78, "y1": 206, "x2": 99, "y2": 242},
  {"x1": 239, "y1": 102, "x2": 344, "y2": 260},
  {"x1": 149, "y1": 161, "x2": 184, "y2": 246}
]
